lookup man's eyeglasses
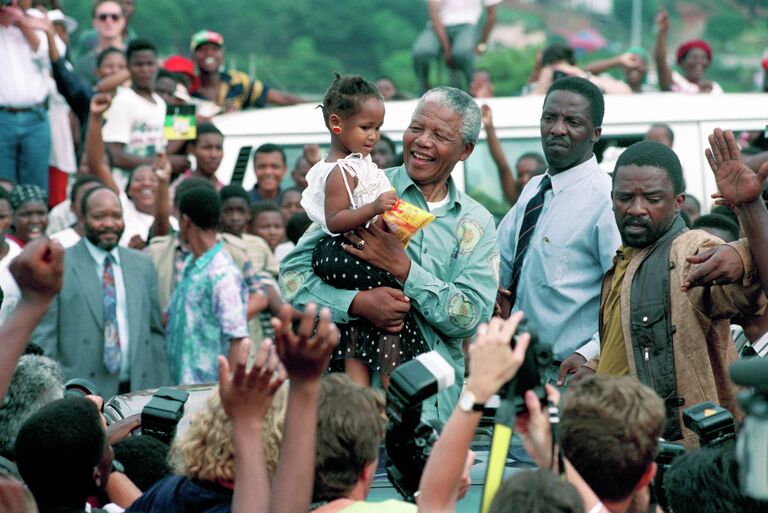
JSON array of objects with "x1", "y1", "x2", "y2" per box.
[{"x1": 97, "y1": 13, "x2": 122, "y2": 21}]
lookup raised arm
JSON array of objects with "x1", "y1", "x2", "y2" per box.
[
  {"x1": 270, "y1": 303, "x2": 339, "y2": 513},
  {"x1": 219, "y1": 338, "x2": 287, "y2": 513},
  {"x1": 86, "y1": 94, "x2": 120, "y2": 193},
  {"x1": 481, "y1": 105, "x2": 518, "y2": 205},
  {"x1": 527, "y1": 49, "x2": 544, "y2": 85},
  {"x1": 418, "y1": 314, "x2": 530, "y2": 513},
  {"x1": 95, "y1": 69, "x2": 130, "y2": 94},
  {"x1": 0, "y1": 238, "x2": 63, "y2": 401},
  {"x1": 148, "y1": 152, "x2": 172, "y2": 237},
  {"x1": 584, "y1": 53, "x2": 643, "y2": 75},
  {"x1": 706, "y1": 128, "x2": 768, "y2": 294},
  {"x1": 265, "y1": 88, "x2": 305, "y2": 107},
  {"x1": 654, "y1": 8, "x2": 673, "y2": 92},
  {"x1": 38, "y1": 12, "x2": 59, "y2": 62},
  {"x1": 15, "y1": 9, "x2": 42, "y2": 53},
  {"x1": 37, "y1": 9, "x2": 90, "y2": 124},
  {"x1": 106, "y1": 142, "x2": 154, "y2": 171}
]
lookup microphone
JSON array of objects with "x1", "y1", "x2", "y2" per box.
[{"x1": 729, "y1": 358, "x2": 768, "y2": 392}]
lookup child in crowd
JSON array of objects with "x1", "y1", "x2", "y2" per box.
[
  {"x1": 300, "y1": 74, "x2": 428, "y2": 387},
  {"x1": 279, "y1": 187, "x2": 304, "y2": 222},
  {"x1": 250, "y1": 201, "x2": 287, "y2": 255}
]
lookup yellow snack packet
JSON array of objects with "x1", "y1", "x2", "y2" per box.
[{"x1": 382, "y1": 198, "x2": 436, "y2": 247}]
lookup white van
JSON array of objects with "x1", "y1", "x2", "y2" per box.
[{"x1": 212, "y1": 93, "x2": 768, "y2": 220}]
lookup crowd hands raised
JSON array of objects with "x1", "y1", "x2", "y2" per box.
[
  {"x1": 0, "y1": 234, "x2": 765, "y2": 513},
  {"x1": 0, "y1": 236, "x2": 339, "y2": 513},
  {"x1": 1, "y1": 0, "x2": 767, "y2": 247},
  {"x1": 2, "y1": 0, "x2": 768, "y2": 512}
]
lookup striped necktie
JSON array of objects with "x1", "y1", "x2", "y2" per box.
[
  {"x1": 507, "y1": 175, "x2": 552, "y2": 308},
  {"x1": 103, "y1": 254, "x2": 121, "y2": 374}
]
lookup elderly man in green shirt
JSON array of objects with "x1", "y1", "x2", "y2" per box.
[{"x1": 279, "y1": 87, "x2": 499, "y2": 422}]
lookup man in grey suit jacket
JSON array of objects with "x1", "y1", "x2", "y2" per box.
[{"x1": 31, "y1": 187, "x2": 169, "y2": 397}]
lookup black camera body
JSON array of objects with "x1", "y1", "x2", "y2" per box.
[
  {"x1": 499, "y1": 321, "x2": 552, "y2": 416},
  {"x1": 682, "y1": 402, "x2": 736, "y2": 449},
  {"x1": 64, "y1": 378, "x2": 99, "y2": 398},
  {"x1": 141, "y1": 387, "x2": 189, "y2": 445},
  {"x1": 385, "y1": 351, "x2": 455, "y2": 502},
  {"x1": 653, "y1": 401, "x2": 737, "y2": 509}
]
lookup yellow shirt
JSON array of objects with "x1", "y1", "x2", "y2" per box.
[{"x1": 596, "y1": 246, "x2": 634, "y2": 376}]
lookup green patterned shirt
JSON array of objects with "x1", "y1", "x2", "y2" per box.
[{"x1": 279, "y1": 165, "x2": 499, "y2": 422}]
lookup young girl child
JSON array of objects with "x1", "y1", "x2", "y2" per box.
[{"x1": 301, "y1": 74, "x2": 428, "y2": 387}]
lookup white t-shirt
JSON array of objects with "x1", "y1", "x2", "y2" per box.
[
  {"x1": 48, "y1": 79, "x2": 77, "y2": 173},
  {"x1": 301, "y1": 153, "x2": 392, "y2": 236},
  {"x1": 46, "y1": 199, "x2": 77, "y2": 235},
  {"x1": 50, "y1": 227, "x2": 81, "y2": 248},
  {"x1": 0, "y1": 14, "x2": 51, "y2": 106},
  {"x1": 429, "y1": 0, "x2": 502, "y2": 27},
  {"x1": 671, "y1": 71, "x2": 724, "y2": 94},
  {"x1": 427, "y1": 195, "x2": 450, "y2": 211},
  {"x1": 0, "y1": 239, "x2": 22, "y2": 273},
  {"x1": 102, "y1": 86, "x2": 166, "y2": 158},
  {"x1": 0, "y1": 239, "x2": 24, "y2": 325},
  {"x1": 29, "y1": 8, "x2": 77, "y2": 173}
]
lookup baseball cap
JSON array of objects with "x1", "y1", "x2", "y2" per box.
[{"x1": 190, "y1": 30, "x2": 224, "y2": 52}]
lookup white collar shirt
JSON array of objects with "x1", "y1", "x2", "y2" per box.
[{"x1": 497, "y1": 155, "x2": 621, "y2": 360}]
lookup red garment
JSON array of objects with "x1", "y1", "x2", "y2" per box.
[
  {"x1": 48, "y1": 166, "x2": 68, "y2": 207},
  {"x1": 6, "y1": 234, "x2": 24, "y2": 248}
]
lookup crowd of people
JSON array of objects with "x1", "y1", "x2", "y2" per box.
[
  {"x1": 414, "y1": 3, "x2": 768, "y2": 98},
  {"x1": 1, "y1": 0, "x2": 768, "y2": 512}
]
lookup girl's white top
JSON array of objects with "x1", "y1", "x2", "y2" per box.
[{"x1": 301, "y1": 153, "x2": 392, "y2": 236}]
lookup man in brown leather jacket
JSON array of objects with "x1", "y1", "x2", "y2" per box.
[{"x1": 575, "y1": 130, "x2": 768, "y2": 446}]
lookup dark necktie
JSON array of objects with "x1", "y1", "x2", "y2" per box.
[
  {"x1": 507, "y1": 175, "x2": 552, "y2": 308},
  {"x1": 103, "y1": 254, "x2": 121, "y2": 374}
]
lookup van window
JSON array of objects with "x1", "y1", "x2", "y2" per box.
[
  {"x1": 465, "y1": 134, "x2": 645, "y2": 221},
  {"x1": 247, "y1": 142, "x2": 404, "y2": 190},
  {"x1": 464, "y1": 138, "x2": 541, "y2": 220},
  {"x1": 233, "y1": 144, "x2": 328, "y2": 190}
]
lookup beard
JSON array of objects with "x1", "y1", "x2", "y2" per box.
[
  {"x1": 85, "y1": 225, "x2": 124, "y2": 251},
  {"x1": 619, "y1": 214, "x2": 675, "y2": 248}
]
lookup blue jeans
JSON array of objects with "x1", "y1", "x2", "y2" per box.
[
  {"x1": 0, "y1": 108, "x2": 51, "y2": 192},
  {"x1": 412, "y1": 23, "x2": 477, "y2": 93}
]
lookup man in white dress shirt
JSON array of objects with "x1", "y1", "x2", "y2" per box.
[{"x1": 497, "y1": 77, "x2": 621, "y2": 382}]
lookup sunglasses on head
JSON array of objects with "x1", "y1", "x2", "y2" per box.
[{"x1": 97, "y1": 13, "x2": 122, "y2": 21}]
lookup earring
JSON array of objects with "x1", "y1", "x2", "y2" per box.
[{"x1": 332, "y1": 126, "x2": 342, "y2": 135}]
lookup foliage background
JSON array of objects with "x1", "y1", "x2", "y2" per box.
[{"x1": 61, "y1": 0, "x2": 767, "y2": 97}]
